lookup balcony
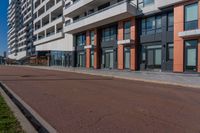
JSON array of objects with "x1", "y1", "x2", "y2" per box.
[
  {"x1": 34, "y1": 32, "x2": 64, "y2": 45},
  {"x1": 64, "y1": 0, "x2": 138, "y2": 34}
]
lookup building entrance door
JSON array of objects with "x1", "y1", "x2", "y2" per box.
[
  {"x1": 185, "y1": 40, "x2": 198, "y2": 72},
  {"x1": 146, "y1": 45, "x2": 162, "y2": 69}
]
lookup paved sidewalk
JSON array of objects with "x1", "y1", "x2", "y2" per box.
[{"x1": 27, "y1": 65, "x2": 200, "y2": 88}]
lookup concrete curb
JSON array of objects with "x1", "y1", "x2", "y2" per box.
[
  {"x1": 0, "y1": 82, "x2": 57, "y2": 133},
  {"x1": 26, "y1": 66, "x2": 200, "y2": 89},
  {"x1": 0, "y1": 84, "x2": 37, "y2": 133}
]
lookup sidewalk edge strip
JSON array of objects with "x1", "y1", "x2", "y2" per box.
[
  {"x1": 27, "y1": 66, "x2": 200, "y2": 89},
  {"x1": 0, "y1": 82, "x2": 57, "y2": 133}
]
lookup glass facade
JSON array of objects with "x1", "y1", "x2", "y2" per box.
[
  {"x1": 50, "y1": 51, "x2": 66, "y2": 66},
  {"x1": 185, "y1": 3, "x2": 198, "y2": 30}
]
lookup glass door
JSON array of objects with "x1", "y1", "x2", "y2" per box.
[
  {"x1": 78, "y1": 52, "x2": 85, "y2": 67},
  {"x1": 124, "y1": 47, "x2": 130, "y2": 69},
  {"x1": 146, "y1": 45, "x2": 162, "y2": 69},
  {"x1": 104, "y1": 50, "x2": 114, "y2": 69},
  {"x1": 185, "y1": 40, "x2": 198, "y2": 71},
  {"x1": 90, "y1": 51, "x2": 94, "y2": 68}
]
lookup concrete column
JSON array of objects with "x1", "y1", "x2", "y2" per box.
[
  {"x1": 118, "y1": 21, "x2": 124, "y2": 70},
  {"x1": 173, "y1": 4, "x2": 184, "y2": 72},
  {"x1": 55, "y1": 25, "x2": 57, "y2": 34},
  {"x1": 49, "y1": 14, "x2": 51, "y2": 23},
  {"x1": 86, "y1": 31, "x2": 91, "y2": 68}
]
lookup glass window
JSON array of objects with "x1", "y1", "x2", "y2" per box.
[
  {"x1": 156, "y1": 16, "x2": 162, "y2": 33},
  {"x1": 102, "y1": 26, "x2": 117, "y2": 42},
  {"x1": 90, "y1": 31, "x2": 95, "y2": 45},
  {"x1": 124, "y1": 21, "x2": 131, "y2": 40},
  {"x1": 142, "y1": 19, "x2": 146, "y2": 35},
  {"x1": 144, "y1": 0, "x2": 154, "y2": 6},
  {"x1": 167, "y1": 43, "x2": 174, "y2": 61},
  {"x1": 146, "y1": 17, "x2": 155, "y2": 34},
  {"x1": 76, "y1": 34, "x2": 86, "y2": 46},
  {"x1": 185, "y1": 3, "x2": 198, "y2": 30},
  {"x1": 168, "y1": 12, "x2": 174, "y2": 31}
]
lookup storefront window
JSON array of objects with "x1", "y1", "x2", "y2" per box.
[{"x1": 51, "y1": 51, "x2": 66, "y2": 66}]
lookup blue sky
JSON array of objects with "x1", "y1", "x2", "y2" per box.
[{"x1": 0, "y1": 0, "x2": 8, "y2": 56}]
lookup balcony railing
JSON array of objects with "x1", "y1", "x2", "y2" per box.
[{"x1": 66, "y1": 0, "x2": 137, "y2": 26}]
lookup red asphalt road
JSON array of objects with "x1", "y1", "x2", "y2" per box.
[{"x1": 0, "y1": 66, "x2": 200, "y2": 133}]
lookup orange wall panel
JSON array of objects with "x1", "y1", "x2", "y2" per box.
[
  {"x1": 130, "y1": 45, "x2": 137, "y2": 70},
  {"x1": 86, "y1": 31, "x2": 90, "y2": 68},
  {"x1": 173, "y1": 5, "x2": 184, "y2": 72}
]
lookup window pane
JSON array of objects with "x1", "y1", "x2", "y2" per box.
[
  {"x1": 187, "y1": 48, "x2": 196, "y2": 66},
  {"x1": 144, "y1": 0, "x2": 154, "y2": 6},
  {"x1": 124, "y1": 21, "x2": 131, "y2": 40},
  {"x1": 155, "y1": 49, "x2": 161, "y2": 65},
  {"x1": 185, "y1": 3, "x2": 198, "y2": 22},
  {"x1": 167, "y1": 43, "x2": 174, "y2": 61},
  {"x1": 142, "y1": 19, "x2": 146, "y2": 35},
  {"x1": 146, "y1": 17, "x2": 155, "y2": 34},
  {"x1": 168, "y1": 13, "x2": 174, "y2": 26}
]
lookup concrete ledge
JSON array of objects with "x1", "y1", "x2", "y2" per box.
[
  {"x1": 179, "y1": 29, "x2": 200, "y2": 38},
  {"x1": 0, "y1": 82, "x2": 57, "y2": 133}
]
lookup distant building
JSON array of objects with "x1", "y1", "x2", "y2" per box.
[
  {"x1": 7, "y1": 0, "x2": 35, "y2": 61},
  {"x1": 0, "y1": 56, "x2": 5, "y2": 65}
]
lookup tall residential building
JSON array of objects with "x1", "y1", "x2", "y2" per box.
[
  {"x1": 33, "y1": 0, "x2": 73, "y2": 66},
  {"x1": 9, "y1": 0, "x2": 200, "y2": 73},
  {"x1": 7, "y1": 0, "x2": 35, "y2": 61}
]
